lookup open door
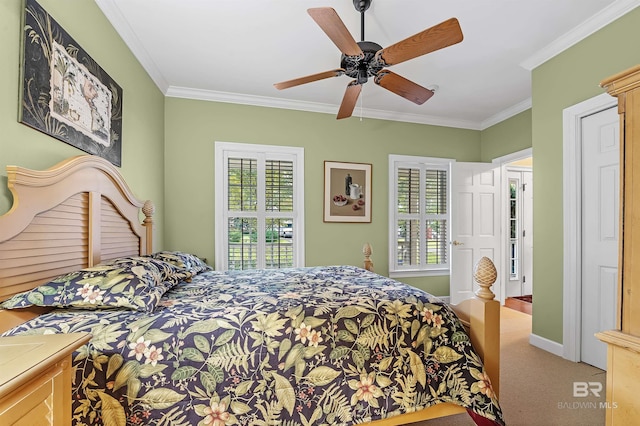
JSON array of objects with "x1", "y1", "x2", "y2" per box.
[{"x1": 450, "y1": 162, "x2": 502, "y2": 304}]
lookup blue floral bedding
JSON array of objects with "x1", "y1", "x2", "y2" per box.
[{"x1": 3, "y1": 266, "x2": 503, "y2": 425}]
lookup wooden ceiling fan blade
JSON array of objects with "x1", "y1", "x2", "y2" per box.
[
  {"x1": 376, "y1": 17, "x2": 463, "y2": 66},
  {"x1": 374, "y1": 70, "x2": 434, "y2": 105},
  {"x1": 274, "y1": 69, "x2": 345, "y2": 90},
  {"x1": 308, "y1": 8, "x2": 363, "y2": 57},
  {"x1": 337, "y1": 82, "x2": 362, "y2": 119}
]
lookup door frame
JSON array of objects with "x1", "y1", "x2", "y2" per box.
[
  {"x1": 562, "y1": 93, "x2": 617, "y2": 362},
  {"x1": 492, "y1": 148, "x2": 533, "y2": 305},
  {"x1": 504, "y1": 167, "x2": 533, "y2": 298}
]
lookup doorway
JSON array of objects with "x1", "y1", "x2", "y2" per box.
[
  {"x1": 490, "y1": 149, "x2": 533, "y2": 307},
  {"x1": 505, "y1": 161, "x2": 533, "y2": 300}
]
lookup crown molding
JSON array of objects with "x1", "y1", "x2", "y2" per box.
[
  {"x1": 166, "y1": 86, "x2": 482, "y2": 130},
  {"x1": 98, "y1": 0, "x2": 628, "y2": 129},
  {"x1": 95, "y1": 0, "x2": 170, "y2": 93},
  {"x1": 480, "y1": 98, "x2": 532, "y2": 130},
  {"x1": 520, "y1": 0, "x2": 640, "y2": 71}
]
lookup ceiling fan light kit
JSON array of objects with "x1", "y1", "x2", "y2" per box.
[{"x1": 274, "y1": 0, "x2": 463, "y2": 119}]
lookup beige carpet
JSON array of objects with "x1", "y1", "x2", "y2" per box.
[{"x1": 411, "y1": 307, "x2": 606, "y2": 426}]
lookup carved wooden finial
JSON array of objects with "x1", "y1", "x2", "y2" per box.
[
  {"x1": 474, "y1": 256, "x2": 497, "y2": 301},
  {"x1": 142, "y1": 200, "x2": 155, "y2": 223},
  {"x1": 363, "y1": 242, "x2": 374, "y2": 272}
]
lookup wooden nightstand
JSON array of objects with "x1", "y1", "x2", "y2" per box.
[{"x1": 0, "y1": 332, "x2": 91, "y2": 425}]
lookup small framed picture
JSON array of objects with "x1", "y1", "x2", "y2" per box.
[{"x1": 324, "y1": 161, "x2": 372, "y2": 223}]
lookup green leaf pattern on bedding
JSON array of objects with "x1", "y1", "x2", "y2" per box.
[
  {"x1": 0, "y1": 262, "x2": 174, "y2": 312},
  {"x1": 3, "y1": 266, "x2": 503, "y2": 426}
]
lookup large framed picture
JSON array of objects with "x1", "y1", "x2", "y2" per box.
[
  {"x1": 324, "y1": 161, "x2": 372, "y2": 223},
  {"x1": 19, "y1": 0, "x2": 123, "y2": 166}
]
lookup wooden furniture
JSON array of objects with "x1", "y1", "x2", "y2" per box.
[
  {"x1": 0, "y1": 155, "x2": 154, "y2": 331},
  {"x1": 362, "y1": 242, "x2": 374, "y2": 272},
  {"x1": 597, "y1": 64, "x2": 640, "y2": 424},
  {"x1": 0, "y1": 332, "x2": 91, "y2": 425},
  {"x1": 0, "y1": 155, "x2": 500, "y2": 425}
]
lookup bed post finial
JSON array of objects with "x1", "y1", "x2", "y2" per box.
[
  {"x1": 363, "y1": 242, "x2": 374, "y2": 272},
  {"x1": 142, "y1": 200, "x2": 155, "y2": 254},
  {"x1": 143, "y1": 200, "x2": 155, "y2": 220},
  {"x1": 473, "y1": 256, "x2": 497, "y2": 301}
]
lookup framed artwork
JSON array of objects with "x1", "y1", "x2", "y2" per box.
[
  {"x1": 19, "y1": 0, "x2": 123, "y2": 166},
  {"x1": 324, "y1": 161, "x2": 372, "y2": 223}
]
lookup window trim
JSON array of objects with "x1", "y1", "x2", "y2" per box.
[
  {"x1": 388, "y1": 154, "x2": 453, "y2": 278},
  {"x1": 214, "y1": 142, "x2": 305, "y2": 271}
]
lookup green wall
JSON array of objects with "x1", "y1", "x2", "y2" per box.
[
  {"x1": 6, "y1": 0, "x2": 639, "y2": 349},
  {"x1": 164, "y1": 99, "x2": 488, "y2": 296},
  {"x1": 0, "y1": 0, "x2": 166, "y2": 249},
  {"x1": 531, "y1": 8, "x2": 640, "y2": 343},
  {"x1": 480, "y1": 109, "x2": 532, "y2": 162}
]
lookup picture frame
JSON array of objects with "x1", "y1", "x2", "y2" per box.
[
  {"x1": 19, "y1": 0, "x2": 123, "y2": 166},
  {"x1": 324, "y1": 161, "x2": 372, "y2": 223}
]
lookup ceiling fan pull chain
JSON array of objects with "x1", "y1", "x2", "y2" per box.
[{"x1": 359, "y1": 85, "x2": 364, "y2": 121}]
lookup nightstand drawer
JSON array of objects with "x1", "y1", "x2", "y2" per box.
[
  {"x1": 0, "y1": 361, "x2": 64, "y2": 425},
  {"x1": 0, "y1": 333, "x2": 91, "y2": 425}
]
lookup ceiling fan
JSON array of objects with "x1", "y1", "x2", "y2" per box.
[{"x1": 274, "y1": 0, "x2": 463, "y2": 119}]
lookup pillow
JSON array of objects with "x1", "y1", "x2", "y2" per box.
[
  {"x1": 104, "y1": 255, "x2": 192, "y2": 284},
  {"x1": 0, "y1": 263, "x2": 171, "y2": 312},
  {"x1": 148, "y1": 251, "x2": 212, "y2": 277}
]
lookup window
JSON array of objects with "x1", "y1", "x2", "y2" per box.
[
  {"x1": 215, "y1": 142, "x2": 304, "y2": 271},
  {"x1": 389, "y1": 155, "x2": 452, "y2": 277},
  {"x1": 509, "y1": 178, "x2": 519, "y2": 280}
]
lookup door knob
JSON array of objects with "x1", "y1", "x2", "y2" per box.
[{"x1": 452, "y1": 240, "x2": 464, "y2": 246}]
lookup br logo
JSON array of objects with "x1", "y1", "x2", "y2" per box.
[{"x1": 573, "y1": 382, "x2": 603, "y2": 397}]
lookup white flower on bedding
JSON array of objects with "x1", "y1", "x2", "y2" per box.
[
  {"x1": 144, "y1": 345, "x2": 163, "y2": 366},
  {"x1": 348, "y1": 372, "x2": 384, "y2": 408},
  {"x1": 421, "y1": 307, "x2": 444, "y2": 328},
  {"x1": 202, "y1": 400, "x2": 230, "y2": 426},
  {"x1": 128, "y1": 336, "x2": 151, "y2": 361},
  {"x1": 294, "y1": 322, "x2": 312, "y2": 344},
  {"x1": 76, "y1": 283, "x2": 105, "y2": 304},
  {"x1": 472, "y1": 371, "x2": 495, "y2": 399},
  {"x1": 308, "y1": 329, "x2": 323, "y2": 347}
]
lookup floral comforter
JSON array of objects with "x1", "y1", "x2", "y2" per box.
[{"x1": 3, "y1": 266, "x2": 503, "y2": 426}]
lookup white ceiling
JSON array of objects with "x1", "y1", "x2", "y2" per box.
[{"x1": 95, "y1": 0, "x2": 639, "y2": 130}]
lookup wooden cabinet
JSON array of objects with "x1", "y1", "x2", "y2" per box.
[
  {"x1": 0, "y1": 332, "x2": 91, "y2": 425},
  {"x1": 597, "y1": 64, "x2": 640, "y2": 425}
]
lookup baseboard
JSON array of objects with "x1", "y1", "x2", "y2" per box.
[{"x1": 529, "y1": 332, "x2": 564, "y2": 357}]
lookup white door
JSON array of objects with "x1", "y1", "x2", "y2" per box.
[
  {"x1": 580, "y1": 106, "x2": 619, "y2": 370},
  {"x1": 450, "y1": 162, "x2": 501, "y2": 304}
]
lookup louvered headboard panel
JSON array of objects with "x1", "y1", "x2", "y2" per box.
[
  {"x1": 0, "y1": 155, "x2": 154, "y2": 331},
  {"x1": 101, "y1": 196, "x2": 141, "y2": 262},
  {"x1": 0, "y1": 193, "x2": 89, "y2": 300}
]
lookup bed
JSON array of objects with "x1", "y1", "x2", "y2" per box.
[{"x1": 0, "y1": 155, "x2": 503, "y2": 426}]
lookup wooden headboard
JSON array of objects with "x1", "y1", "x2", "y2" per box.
[{"x1": 0, "y1": 155, "x2": 154, "y2": 310}]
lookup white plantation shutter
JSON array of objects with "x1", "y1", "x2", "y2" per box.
[
  {"x1": 266, "y1": 160, "x2": 294, "y2": 212},
  {"x1": 265, "y1": 159, "x2": 295, "y2": 268},
  {"x1": 227, "y1": 158, "x2": 257, "y2": 212},
  {"x1": 215, "y1": 143, "x2": 304, "y2": 271},
  {"x1": 389, "y1": 155, "x2": 451, "y2": 277},
  {"x1": 396, "y1": 167, "x2": 421, "y2": 266},
  {"x1": 425, "y1": 169, "x2": 448, "y2": 265}
]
